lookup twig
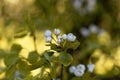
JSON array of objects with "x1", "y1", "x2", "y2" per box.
[{"x1": 61, "y1": 64, "x2": 64, "y2": 80}]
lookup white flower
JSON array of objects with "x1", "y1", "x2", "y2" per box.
[
  {"x1": 74, "y1": 69, "x2": 84, "y2": 77},
  {"x1": 87, "y1": 64, "x2": 95, "y2": 72},
  {"x1": 69, "y1": 66, "x2": 76, "y2": 73},
  {"x1": 54, "y1": 28, "x2": 61, "y2": 35},
  {"x1": 89, "y1": 24, "x2": 99, "y2": 34},
  {"x1": 73, "y1": 0, "x2": 82, "y2": 10},
  {"x1": 44, "y1": 29, "x2": 52, "y2": 37},
  {"x1": 67, "y1": 33, "x2": 76, "y2": 42},
  {"x1": 62, "y1": 34, "x2": 67, "y2": 40},
  {"x1": 57, "y1": 38, "x2": 62, "y2": 43},
  {"x1": 76, "y1": 64, "x2": 86, "y2": 71},
  {"x1": 57, "y1": 35, "x2": 63, "y2": 43},
  {"x1": 87, "y1": 0, "x2": 96, "y2": 12},
  {"x1": 80, "y1": 28, "x2": 90, "y2": 37},
  {"x1": 45, "y1": 36, "x2": 52, "y2": 42}
]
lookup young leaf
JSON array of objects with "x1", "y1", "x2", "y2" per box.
[
  {"x1": 29, "y1": 58, "x2": 48, "y2": 70},
  {"x1": 59, "y1": 52, "x2": 73, "y2": 66},
  {"x1": 10, "y1": 44, "x2": 22, "y2": 53},
  {"x1": 27, "y1": 51, "x2": 39, "y2": 64},
  {"x1": 64, "y1": 40, "x2": 80, "y2": 50},
  {"x1": 5, "y1": 64, "x2": 16, "y2": 80},
  {"x1": 14, "y1": 28, "x2": 28, "y2": 38},
  {"x1": 44, "y1": 53, "x2": 51, "y2": 62},
  {"x1": 24, "y1": 75, "x2": 34, "y2": 80},
  {"x1": 17, "y1": 59, "x2": 31, "y2": 76},
  {"x1": 4, "y1": 53, "x2": 19, "y2": 67}
]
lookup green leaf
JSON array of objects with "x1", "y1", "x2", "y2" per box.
[
  {"x1": 4, "y1": 53, "x2": 19, "y2": 66},
  {"x1": 59, "y1": 52, "x2": 73, "y2": 66},
  {"x1": 24, "y1": 75, "x2": 34, "y2": 80},
  {"x1": 29, "y1": 58, "x2": 49, "y2": 70},
  {"x1": 15, "y1": 77, "x2": 22, "y2": 80},
  {"x1": 10, "y1": 44, "x2": 22, "y2": 53},
  {"x1": 5, "y1": 64, "x2": 16, "y2": 80},
  {"x1": 27, "y1": 51, "x2": 39, "y2": 64},
  {"x1": 64, "y1": 40, "x2": 80, "y2": 50},
  {"x1": 17, "y1": 59, "x2": 30, "y2": 76},
  {"x1": 14, "y1": 27, "x2": 28, "y2": 38},
  {"x1": 50, "y1": 62, "x2": 60, "y2": 78},
  {"x1": 44, "y1": 52, "x2": 51, "y2": 61},
  {"x1": 46, "y1": 43, "x2": 62, "y2": 51}
]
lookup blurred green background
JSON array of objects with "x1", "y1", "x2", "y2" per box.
[{"x1": 0, "y1": 0, "x2": 120, "y2": 79}]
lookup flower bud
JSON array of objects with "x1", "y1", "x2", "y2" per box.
[
  {"x1": 80, "y1": 28, "x2": 90, "y2": 37},
  {"x1": 57, "y1": 35, "x2": 63, "y2": 43},
  {"x1": 87, "y1": 64, "x2": 95, "y2": 72},
  {"x1": 67, "y1": 33, "x2": 76, "y2": 42},
  {"x1": 69, "y1": 66, "x2": 76, "y2": 73},
  {"x1": 44, "y1": 29, "x2": 52, "y2": 37},
  {"x1": 74, "y1": 69, "x2": 84, "y2": 77},
  {"x1": 46, "y1": 36, "x2": 52, "y2": 42},
  {"x1": 54, "y1": 28, "x2": 61, "y2": 35},
  {"x1": 76, "y1": 64, "x2": 86, "y2": 71},
  {"x1": 62, "y1": 34, "x2": 67, "y2": 40},
  {"x1": 89, "y1": 24, "x2": 99, "y2": 34}
]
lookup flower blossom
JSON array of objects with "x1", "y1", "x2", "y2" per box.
[
  {"x1": 67, "y1": 33, "x2": 76, "y2": 42},
  {"x1": 45, "y1": 36, "x2": 52, "y2": 42},
  {"x1": 44, "y1": 29, "x2": 52, "y2": 37},
  {"x1": 54, "y1": 28, "x2": 61, "y2": 35},
  {"x1": 69, "y1": 66, "x2": 76, "y2": 73},
  {"x1": 62, "y1": 34, "x2": 67, "y2": 40},
  {"x1": 87, "y1": 64, "x2": 95, "y2": 72}
]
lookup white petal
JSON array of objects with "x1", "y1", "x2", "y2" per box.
[
  {"x1": 76, "y1": 64, "x2": 86, "y2": 71},
  {"x1": 54, "y1": 28, "x2": 61, "y2": 35},
  {"x1": 87, "y1": 64, "x2": 95, "y2": 72},
  {"x1": 74, "y1": 69, "x2": 84, "y2": 77},
  {"x1": 44, "y1": 29, "x2": 52, "y2": 37},
  {"x1": 69, "y1": 66, "x2": 76, "y2": 73}
]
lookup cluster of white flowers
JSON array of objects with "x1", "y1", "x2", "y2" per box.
[
  {"x1": 44, "y1": 28, "x2": 76, "y2": 43},
  {"x1": 80, "y1": 24, "x2": 105, "y2": 37},
  {"x1": 72, "y1": 0, "x2": 96, "y2": 14},
  {"x1": 69, "y1": 64, "x2": 85, "y2": 77},
  {"x1": 69, "y1": 64, "x2": 95, "y2": 77}
]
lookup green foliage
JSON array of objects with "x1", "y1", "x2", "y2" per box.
[
  {"x1": 10, "y1": 44, "x2": 22, "y2": 54},
  {"x1": 4, "y1": 53, "x2": 19, "y2": 67},
  {"x1": 0, "y1": 49, "x2": 6, "y2": 58},
  {"x1": 59, "y1": 52, "x2": 73, "y2": 66},
  {"x1": 17, "y1": 59, "x2": 30, "y2": 76},
  {"x1": 24, "y1": 75, "x2": 34, "y2": 80},
  {"x1": 1, "y1": 0, "x2": 120, "y2": 79},
  {"x1": 5, "y1": 64, "x2": 16, "y2": 80},
  {"x1": 4, "y1": 44, "x2": 22, "y2": 67},
  {"x1": 14, "y1": 28, "x2": 28, "y2": 38},
  {"x1": 72, "y1": 72, "x2": 99, "y2": 80},
  {"x1": 27, "y1": 51, "x2": 39, "y2": 64},
  {"x1": 63, "y1": 40, "x2": 80, "y2": 50}
]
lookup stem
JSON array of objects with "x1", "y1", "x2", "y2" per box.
[
  {"x1": 33, "y1": 33, "x2": 37, "y2": 52},
  {"x1": 26, "y1": 15, "x2": 37, "y2": 52},
  {"x1": 61, "y1": 64, "x2": 64, "y2": 80}
]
